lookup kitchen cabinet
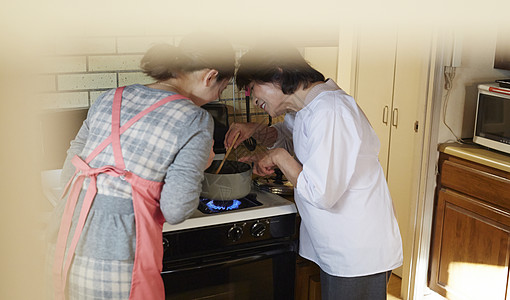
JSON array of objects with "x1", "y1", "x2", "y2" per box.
[
  {"x1": 339, "y1": 27, "x2": 433, "y2": 279},
  {"x1": 295, "y1": 256, "x2": 321, "y2": 300},
  {"x1": 429, "y1": 146, "x2": 510, "y2": 300}
]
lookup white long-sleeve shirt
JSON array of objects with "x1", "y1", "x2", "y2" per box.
[{"x1": 272, "y1": 79, "x2": 402, "y2": 277}]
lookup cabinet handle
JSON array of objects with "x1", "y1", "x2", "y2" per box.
[
  {"x1": 382, "y1": 106, "x2": 389, "y2": 125},
  {"x1": 392, "y1": 108, "x2": 398, "y2": 128}
]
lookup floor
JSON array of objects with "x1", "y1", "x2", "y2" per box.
[
  {"x1": 387, "y1": 275, "x2": 447, "y2": 300},
  {"x1": 387, "y1": 274, "x2": 403, "y2": 300}
]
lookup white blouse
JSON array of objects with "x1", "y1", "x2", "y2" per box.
[{"x1": 272, "y1": 79, "x2": 403, "y2": 277}]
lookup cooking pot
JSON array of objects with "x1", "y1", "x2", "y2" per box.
[{"x1": 201, "y1": 160, "x2": 252, "y2": 200}]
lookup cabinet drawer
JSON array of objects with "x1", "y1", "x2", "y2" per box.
[{"x1": 442, "y1": 160, "x2": 510, "y2": 211}]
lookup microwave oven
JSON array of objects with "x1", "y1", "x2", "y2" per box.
[{"x1": 473, "y1": 83, "x2": 510, "y2": 154}]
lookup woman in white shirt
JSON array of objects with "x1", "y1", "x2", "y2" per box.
[{"x1": 225, "y1": 45, "x2": 402, "y2": 299}]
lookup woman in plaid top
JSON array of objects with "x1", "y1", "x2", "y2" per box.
[{"x1": 47, "y1": 33, "x2": 235, "y2": 300}]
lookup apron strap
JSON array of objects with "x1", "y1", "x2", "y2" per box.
[
  {"x1": 53, "y1": 156, "x2": 129, "y2": 300},
  {"x1": 111, "y1": 87, "x2": 126, "y2": 170},
  {"x1": 84, "y1": 89, "x2": 188, "y2": 164}
]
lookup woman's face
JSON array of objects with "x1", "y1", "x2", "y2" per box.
[
  {"x1": 198, "y1": 78, "x2": 230, "y2": 105},
  {"x1": 215, "y1": 79, "x2": 231, "y2": 99},
  {"x1": 250, "y1": 82, "x2": 288, "y2": 117}
]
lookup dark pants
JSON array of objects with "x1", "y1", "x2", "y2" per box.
[{"x1": 320, "y1": 269, "x2": 392, "y2": 300}]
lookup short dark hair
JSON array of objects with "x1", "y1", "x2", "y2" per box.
[
  {"x1": 236, "y1": 45, "x2": 325, "y2": 94},
  {"x1": 141, "y1": 32, "x2": 235, "y2": 81}
]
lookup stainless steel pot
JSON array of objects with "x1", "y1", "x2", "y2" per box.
[{"x1": 201, "y1": 160, "x2": 252, "y2": 200}]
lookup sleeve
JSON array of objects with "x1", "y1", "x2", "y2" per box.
[
  {"x1": 295, "y1": 108, "x2": 361, "y2": 209},
  {"x1": 269, "y1": 113, "x2": 295, "y2": 155},
  {"x1": 59, "y1": 119, "x2": 89, "y2": 187},
  {"x1": 59, "y1": 91, "x2": 108, "y2": 187},
  {"x1": 159, "y1": 109, "x2": 214, "y2": 224}
]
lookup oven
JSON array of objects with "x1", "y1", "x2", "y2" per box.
[{"x1": 161, "y1": 191, "x2": 297, "y2": 300}]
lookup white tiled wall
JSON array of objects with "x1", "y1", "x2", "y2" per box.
[
  {"x1": 37, "y1": 35, "x2": 178, "y2": 110},
  {"x1": 36, "y1": 34, "x2": 337, "y2": 129}
]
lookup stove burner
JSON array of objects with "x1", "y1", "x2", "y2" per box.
[
  {"x1": 206, "y1": 199, "x2": 242, "y2": 211},
  {"x1": 198, "y1": 193, "x2": 262, "y2": 214}
]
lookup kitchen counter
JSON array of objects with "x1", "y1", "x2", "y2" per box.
[{"x1": 439, "y1": 143, "x2": 510, "y2": 173}]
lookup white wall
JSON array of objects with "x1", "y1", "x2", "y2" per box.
[{"x1": 438, "y1": 27, "x2": 510, "y2": 142}]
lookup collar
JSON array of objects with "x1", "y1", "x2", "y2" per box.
[{"x1": 304, "y1": 79, "x2": 342, "y2": 106}]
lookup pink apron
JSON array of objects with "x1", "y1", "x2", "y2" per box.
[{"x1": 53, "y1": 87, "x2": 185, "y2": 300}]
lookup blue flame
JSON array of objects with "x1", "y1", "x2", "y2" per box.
[{"x1": 205, "y1": 199, "x2": 242, "y2": 211}]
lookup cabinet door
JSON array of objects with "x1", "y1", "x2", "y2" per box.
[
  {"x1": 295, "y1": 257, "x2": 321, "y2": 300},
  {"x1": 353, "y1": 28, "x2": 397, "y2": 176},
  {"x1": 429, "y1": 188, "x2": 510, "y2": 300}
]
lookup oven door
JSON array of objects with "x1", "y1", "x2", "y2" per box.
[{"x1": 161, "y1": 241, "x2": 296, "y2": 300}]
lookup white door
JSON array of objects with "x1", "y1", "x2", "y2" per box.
[{"x1": 353, "y1": 29, "x2": 397, "y2": 176}]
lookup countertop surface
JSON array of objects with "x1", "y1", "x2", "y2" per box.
[{"x1": 439, "y1": 143, "x2": 510, "y2": 173}]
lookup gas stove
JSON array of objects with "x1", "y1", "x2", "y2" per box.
[
  {"x1": 162, "y1": 185, "x2": 297, "y2": 299},
  {"x1": 162, "y1": 188, "x2": 296, "y2": 232}
]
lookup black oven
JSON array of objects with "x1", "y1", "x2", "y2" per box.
[{"x1": 161, "y1": 213, "x2": 297, "y2": 300}]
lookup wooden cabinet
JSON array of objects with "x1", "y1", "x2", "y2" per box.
[
  {"x1": 429, "y1": 152, "x2": 510, "y2": 300},
  {"x1": 295, "y1": 256, "x2": 321, "y2": 300}
]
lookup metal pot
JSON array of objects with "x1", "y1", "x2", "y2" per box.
[{"x1": 201, "y1": 160, "x2": 252, "y2": 200}]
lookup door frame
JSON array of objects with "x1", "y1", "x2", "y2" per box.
[{"x1": 404, "y1": 31, "x2": 447, "y2": 300}]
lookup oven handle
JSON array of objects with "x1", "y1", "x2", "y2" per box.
[
  {"x1": 162, "y1": 254, "x2": 265, "y2": 274},
  {"x1": 162, "y1": 245, "x2": 294, "y2": 274}
]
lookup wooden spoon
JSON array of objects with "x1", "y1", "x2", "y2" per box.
[{"x1": 215, "y1": 132, "x2": 240, "y2": 174}]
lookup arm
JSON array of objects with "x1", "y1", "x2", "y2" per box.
[
  {"x1": 60, "y1": 119, "x2": 89, "y2": 187},
  {"x1": 253, "y1": 125, "x2": 278, "y2": 147},
  {"x1": 296, "y1": 109, "x2": 361, "y2": 209},
  {"x1": 268, "y1": 115, "x2": 294, "y2": 155},
  {"x1": 224, "y1": 122, "x2": 277, "y2": 149},
  {"x1": 159, "y1": 110, "x2": 214, "y2": 224},
  {"x1": 225, "y1": 113, "x2": 295, "y2": 151},
  {"x1": 248, "y1": 148, "x2": 302, "y2": 187}
]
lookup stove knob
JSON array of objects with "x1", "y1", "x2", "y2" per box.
[
  {"x1": 251, "y1": 222, "x2": 266, "y2": 237},
  {"x1": 228, "y1": 225, "x2": 243, "y2": 242},
  {"x1": 162, "y1": 237, "x2": 170, "y2": 252}
]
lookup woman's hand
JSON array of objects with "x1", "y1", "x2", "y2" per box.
[
  {"x1": 205, "y1": 141, "x2": 215, "y2": 170},
  {"x1": 240, "y1": 148, "x2": 302, "y2": 186},
  {"x1": 224, "y1": 122, "x2": 260, "y2": 149},
  {"x1": 239, "y1": 151, "x2": 276, "y2": 176}
]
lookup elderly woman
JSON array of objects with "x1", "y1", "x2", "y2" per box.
[
  {"x1": 48, "y1": 32, "x2": 235, "y2": 300},
  {"x1": 225, "y1": 45, "x2": 402, "y2": 299}
]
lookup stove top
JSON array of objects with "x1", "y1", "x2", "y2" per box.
[{"x1": 163, "y1": 189, "x2": 296, "y2": 232}]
